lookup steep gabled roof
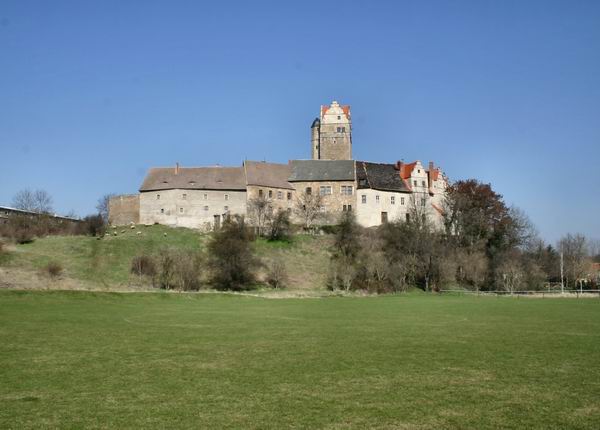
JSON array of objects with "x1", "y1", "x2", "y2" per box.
[
  {"x1": 321, "y1": 104, "x2": 351, "y2": 119},
  {"x1": 244, "y1": 161, "x2": 294, "y2": 190},
  {"x1": 288, "y1": 160, "x2": 355, "y2": 182},
  {"x1": 139, "y1": 166, "x2": 246, "y2": 192},
  {"x1": 356, "y1": 161, "x2": 411, "y2": 192}
]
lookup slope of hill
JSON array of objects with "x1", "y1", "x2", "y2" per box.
[{"x1": 0, "y1": 225, "x2": 333, "y2": 291}]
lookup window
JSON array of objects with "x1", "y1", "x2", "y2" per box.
[
  {"x1": 259, "y1": 189, "x2": 263, "y2": 198},
  {"x1": 343, "y1": 204, "x2": 347, "y2": 211},
  {"x1": 277, "y1": 191, "x2": 283, "y2": 200},
  {"x1": 359, "y1": 179, "x2": 367, "y2": 186},
  {"x1": 391, "y1": 196, "x2": 395, "y2": 205},
  {"x1": 422, "y1": 181, "x2": 426, "y2": 187},
  {"x1": 224, "y1": 194, "x2": 229, "y2": 201},
  {"x1": 337, "y1": 115, "x2": 341, "y2": 120},
  {"x1": 182, "y1": 194, "x2": 187, "y2": 200},
  {"x1": 287, "y1": 192, "x2": 292, "y2": 200},
  {"x1": 337, "y1": 127, "x2": 342, "y2": 132},
  {"x1": 341, "y1": 185, "x2": 353, "y2": 196},
  {"x1": 418, "y1": 169, "x2": 421, "y2": 173},
  {"x1": 381, "y1": 212, "x2": 388, "y2": 223},
  {"x1": 179, "y1": 207, "x2": 184, "y2": 213},
  {"x1": 204, "y1": 206, "x2": 209, "y2": 211},
  {"x1": 406, "y1": 213, "x2": 410, "y2": 222},
  {"x1": 203, "y1": 193, "x2": 208, "y2": 200},
  {"x1": 157, "y1": 194, "x2": 160, "y2": 200},
  {"x1": 347, "y1": 204, "x2": 352, "y2": 211},
  {"x1": 421, "y1": 198, "x2": 426, "y2": 207},
  {"x1": 376, "y1": 195, "x2": 380, "y2": 203},
  {"x1": 320, "y1": 186, "x2": 332, "y2": 196},
  {"x1": 401, "y1": 197, "x2": 405, "y2": 205},
  {"x1": 160, "y1": 208, "x2": 164, "y2": 214},
  {"x1": 362, "y1": 195, "x2": 367, "y2": 204},
  {"x1": 413, "y1": 180, "x2": 417, "y2": 186},
  {"x1": 268, "y1": 190, "x2": 273, "y2": 198},
  {"x1": 224, "y1": 206, "x2": 229, "y2": 212},
  {"x1": 306, "y1": 187, "x2": 312, "y2": 195}
]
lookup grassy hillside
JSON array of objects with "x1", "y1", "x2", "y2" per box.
[
  {"x1": 0, "y1": 225, "x2": 332, "y2": 290},
  {"x1": 1, "y1": 291, "x2": 599, "y2": 428}
]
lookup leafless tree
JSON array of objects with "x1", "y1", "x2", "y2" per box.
[
  {"x1": 557, "y1": 233, "x2": 589, "y2": 289},
  {"x1": 96, "y1": 194, "x2": 115, "y2": 223},
  {"x1": 247, "y1": 195, "x2": 273, "y2": 236},
  {"x1": 495, "y1": 252, "x2": 525, "y2": 293},
  {"x1": 407, "y1": 191, "x2": 430, "y2": 230},
  {"x1": 12, "y1": 189, "x2": 53, "y2": 214},
  {"x1": 294, "y1": 191, "x2": 323, "y2": 231}
]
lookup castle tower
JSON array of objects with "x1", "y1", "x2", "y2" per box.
[{"x1": 310, "y1": 101, "x2": 352, "y2": 160}]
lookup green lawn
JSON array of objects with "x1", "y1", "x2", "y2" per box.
[{"x1": 1, "y1": 291, "x2": 599, "y2": 428}]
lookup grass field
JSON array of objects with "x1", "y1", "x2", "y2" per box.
[
  {"x1": 1, "y1": 291, "x2": 599, "y2": 429},
  {"x1": 0, "y1": 225, "x2": 331, "y2": 290}
]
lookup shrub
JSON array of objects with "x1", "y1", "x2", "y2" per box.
[
  {"x1": 152, "y1": 249, "x2": 204, "y2": 291},
  {"x1": 130, "y1": 255, "x2": 156, "y2": 278},
  {"x1": 44, "y1": 261, "x2": 63, "y2": 278},
  {"x1": 207, "y1": 215, "x2": 258, "y2": 290},
  {"x1": 76, "y1": 214, "x2": 106, "y2": 237},
  {"x1": 268, "y1": 210, "x2": 291, "y2": 241},
  {"x1": 265, "y1": 259, "x2": 287, "y2": 289}
]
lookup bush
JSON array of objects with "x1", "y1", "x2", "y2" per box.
[
  {"x1": 0, "y1": 216, "x2": 35, "y2": 244},
  {"x1": 76, "y1": 214, "x2": 106, "y2": 237},
  {"x1": 207, "y1": 215, "x2": 258, "y2": 291},
  {"x1": 130, "y1": 255, "x2": 156, "y2": 278},
  {"x1": 152, "y1": 249, "x2": 204, "y2": 291},
  {"x1": 268, "y1": 210, "x2": 291, "y2": 241},
  {"x1": 44, "y1": 261, "x2": 63, "y2": 278},
  {"x1": 265, "y1": 259, "x2": 287, "y2": 289}
]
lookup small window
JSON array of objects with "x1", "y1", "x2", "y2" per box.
[
  {"x1": 337, "y1": 115, "x2": 341, "y2": 120},
  {"x1": 224, "y1": 194, "x2": 229, "y2": 201},
  {"x1": 413, "y1": 180, "x2": 417, "y2": 186},
  {"x1": 160, "y1": 208, "x2": 164, "y2": 214},
  {"x1": 224, "y1": 206, "x2": 229, "y2": 211},
  {"x1": 287, "y1": 192, "x2": 292, "y2": 200},
  {"x1": 376, "y1": 195, "x2": 380, "y2": 203},
  {"x1": 179, "y1": 207, "x2": 184, "y2": 214},
  {"x1": 306, "y1": 187, "x2": 312, "y2": 195},
  {"x1": 157, "y1": 194, "x2": 160, "y2": 200},
  {"x1": 418, "y1": 169, "x2": 421, "y2": 173},
  {"x1": 336, "y1": 127, "x2": 342, "y2": 132},
  {"x1": 341, "y1": 185, "x2": 353, "y2": 196},
  {"x1": 362, "y1": 195, "x2": 367, "y2": 204},
  {"x1": 268, "y1": 190, "x2": 273, "y2": 198},
  {"x1": 203, "y1": 193, "x2": 208, "y2": 200},
  {"x1": 259, "y1": 189, "x2": 263, "y2": 198},
  {"x1": 422, "y1": 181, "x2": 426, "y2": 187},
  {"x1": 277, "y1": 191, "x2": 283, "y2": 200},
  {"x1": 182, "y1": 194, "x2": 187, "y2": 200},
  {"x1": 359, "y1": 179, "x2": 367, "y2": 186},
  {"x1": 391, "y1": 196, "x2": 395, "y2": 205},
  {"x1": 204, "y1": 206, "x2": 209, "y2": 211},
  {"x1": 320, "y1": 186, "x2": 332, "y2": 196},
  {"x1": 421, "y1": 198, "x2": 426, "y2": 207},
  {"x1": 343, "y1": 204, "x2": 347, "y2": 211},
  {"x1": 341, "y1": 127, "x2": 345, "y2": 132},
  {"x1": 347, "y1": 204, "x2": 352, "y2": 211}
]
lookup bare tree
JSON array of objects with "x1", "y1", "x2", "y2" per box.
[
  {"x1": 495, "y1": 252, "x2": 525, "y2": 293},
  {"x1": 247, "y1": 195, "x2": 273, "y2": 236},
  {"x1": 294, "y1": 191, "x2": 323, "y2": 231},
  {"x1": 12, "y1": 189, "x2": 53, "y2": 214},
  {"x1": 96, "y1": 194, "x2": 115, "y2": 223},
  {"x1": 557, "y1": 233, "x2": 589, "y2": 289},
  {"x1": 407, "y1": 191, "x2": 430, "y2": 230}
]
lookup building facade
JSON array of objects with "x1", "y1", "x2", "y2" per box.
[{"x1": 109, "y1": 101, "x2": 448, "y2": 229}]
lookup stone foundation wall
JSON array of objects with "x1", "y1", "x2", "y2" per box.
[{"x1": 108, "y1": 194, "x2": 140, "y2": 226}]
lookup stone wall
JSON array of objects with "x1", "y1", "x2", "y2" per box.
[
  {"x1": 108, "y1": 194, "x2": 140, "y2": 226},
  {"x1": 291, "y1": 180, "x2": 356, "y2": 224},
  {"x1": 139, "y1": 189, "x2": 246, "y2": 230}
]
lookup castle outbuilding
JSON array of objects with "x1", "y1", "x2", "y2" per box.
[{"x1": 109, "y1": 101, "x2": 447, "y2": 230}]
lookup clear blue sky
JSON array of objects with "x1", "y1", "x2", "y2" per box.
[{"x1": 1, "y1": 0, "x2": 599, "y2": 244}]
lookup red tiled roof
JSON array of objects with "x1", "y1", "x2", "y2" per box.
[
  {"x1": 321, "y1": 105, "x2": 351, "y2": 119},
  {"x1": 399, "y1": 162, "x2": 417, "y2": 180}
]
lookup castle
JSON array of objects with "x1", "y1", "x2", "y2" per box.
[{"x1": 109, "y1": 101, "x2": 447, "y2": 229}]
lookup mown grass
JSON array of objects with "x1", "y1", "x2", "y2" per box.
[
  {"x1": 1, "y1": 226, "x2": 331, "y2": 289},
  {"x1": 1, "y1": 291, "x2": 599, "y2": 429}
]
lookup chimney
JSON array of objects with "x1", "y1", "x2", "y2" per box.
[{"x1": 175, "y1": 162, "x2": 179, "y2": 175}]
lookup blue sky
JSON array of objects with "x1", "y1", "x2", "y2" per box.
[{"x1": 1, "y1": 0, "x2": 599, "y2": 243}]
